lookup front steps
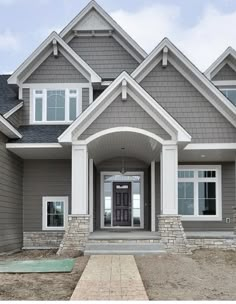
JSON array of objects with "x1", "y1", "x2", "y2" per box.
[
  {"x1": 84, "y1": 231, "x2": 166, "y2": 255},
  {"x1": 84, "y1": 242, "x2": 166, "y2": 255}
]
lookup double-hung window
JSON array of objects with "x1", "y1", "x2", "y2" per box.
[
  {"x1": 42, "y1": 196, "x2": 68, "y2": 230},
  {"x1": 33, "y1": 89, "x2": 79, "y2": 123},
  {"x1": 178, "y1": 166, "x2": 222, "y2": 221}
]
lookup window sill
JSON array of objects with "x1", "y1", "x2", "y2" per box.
[
  {"x1": 181, "y1": 216, "x2": 222, "y2": 221},
  {"x1": 42, "y1": 227, "x2": 65, "y2": 231}
]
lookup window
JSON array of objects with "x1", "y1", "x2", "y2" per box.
[
  {"x1": 33, "y1": 89, "x2": 80, "y2": 123},
  {"x1": 221, "y1": 88, "x2": 236, "y2": 106},
  {"x1": 178, "y1": 166, "x2": 222, "y2": 221},
  {"x1": 42, "y1": 196, "x2": 68, "y2": 230}
]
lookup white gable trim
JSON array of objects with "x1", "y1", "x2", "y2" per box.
[
  {"x1": 0, "y1": 115, "x2": 22, "y2": 139},
  {"x1": 185, "y1": 143, "x2": 236, "y2": 150},
  {"x1": 58, "y1": 71, "x2": 191, "y2": 143},
  {"x1": 8, "y1": 32, "x2": 101, "y2": 85},
  {"x1": 205, "y1": 47, "x2": 236, "y2": 79},
  {"x1": 3, "y1": 102, "x2": 23, "y2": 119},
  {"x1": 60, "y1": 1, "x2": 147, "y2": 62},
  {"x1": 132, "y1": 38, "x2": 236, "y2": 128}
]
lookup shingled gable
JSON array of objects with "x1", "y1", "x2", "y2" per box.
[
  {"x1": 58, "y1": 71, "x2": 191, "y2": 143},
  {"x1": 8, "y1": 32, "x2": 101, "y2": 85},
  {"x1": 59, "y1": 0, "x2": 147, "y2": 63},
  {"x1": 132, "y1": 38, "x2": 236, "y2": 128},
  {"x1": 205, "y1": 46, "x2": 236, "y2": 80}
]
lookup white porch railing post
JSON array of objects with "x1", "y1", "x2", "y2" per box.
[
  {"x1": 71, "y1": 143, "x2": 88, "y2": 215},
  {"x1": 160, "y1": 144, "x2": 178, "y2": 215},
  {"x1": 89, "y1": 158, "x2": 94, "y2": 232}
]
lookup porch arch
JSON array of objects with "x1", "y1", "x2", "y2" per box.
[{"x1": 82, "y1": 127, "x2": 166, "y2": 146}]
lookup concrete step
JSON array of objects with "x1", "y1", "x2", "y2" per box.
[{"x1": 84, "y1": 242, "x2": 166, "y2": 255}]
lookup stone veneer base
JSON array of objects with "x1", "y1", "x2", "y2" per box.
[
  {"x1": 157, "y1": 215, "x2": 191, "y2": 254},
  {"x1": 57, "y1": 214, "x2": 90, "y2": 256},
  {"x1": 23, "y1": 232, "x2": 64, "y2": 248},
  {"x1": 188, "y1": 238, "x2": 236, "y2": 250}
]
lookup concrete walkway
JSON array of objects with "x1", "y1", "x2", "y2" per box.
[{"x1": 71, "y1": 255, "x2": 148, "y2": 301}]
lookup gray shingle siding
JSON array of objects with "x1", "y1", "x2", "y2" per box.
[
  {"x1": 82, "y1": 88, "x2": 90, "y2": 112},
  {"x1": 25, "y1": 52, "x2": 88, "y2": 83},
  {"x1": 22, "y1": 88, "x2": 30, "y2": 125},
  {"x1": 69, "y1": 36, "x2": 139, "y2": 79},
  {"x1": 77, "y1": 94, "x2": 171, "y2": 140},
  {"x1": 212, "y1": 63, "x2": 236, "y2": 81},
  {"x1": 0, "y1": 132, "x2": 23, "y2": 253},
  {"x1": 140, "y1": 62, "x2": 236, "y2": 143},
  {"x1": 182, "y1": 162, "x2": 235, "y2": 231},
  {"x1": 23, "y1": 160, "x2": 71, "y2": 232}
]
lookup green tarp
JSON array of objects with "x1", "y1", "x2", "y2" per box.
[{"x1": 0, "y1": 259, "x2": 75, "y2": 273}]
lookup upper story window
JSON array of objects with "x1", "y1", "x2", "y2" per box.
[
  {"x1": 178, "y1": 165, "x2": 222, "y2": 221},
  {"x1": 33, "y1": 88, "x2": 79, "y2": 124},
  {"x1": 220, "y1": 88, "x2": 236, "y2": 106}
]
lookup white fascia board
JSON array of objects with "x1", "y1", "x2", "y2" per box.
[
  {"x1": 8, "y1": 31, "x2": 101, "y2": 85},
  {"x1": 6, "y1": 143, "x2": 62, "y2": 149},
  {"x1": 58, "y1": 71, "x2": 191, "y2": 143},
  {"x1": 0, "y1": 115, "x2": 22, "y2": 139},
  {"x1": 59, "y1": 1, "x2": 147, "y2": 61},
  {"x1": 132, "y1": 38, "x2": 236, "y2": 127},
  {"x1": 185, "y1": 143, "x2": 236, "y2": 150},
  {"x1": 204, "y1": 47, "x2": 236, "y2": 79},
  {"x1": 3, "y1": 102, "x2": 23, "y2": 119}
]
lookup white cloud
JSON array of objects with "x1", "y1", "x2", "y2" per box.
[
  {"x1": 111, "y1": 4, "x2": 236, "y2": 71},
  {"x1": 0, "y1": 30, "x2": 19, "y2": 51}
]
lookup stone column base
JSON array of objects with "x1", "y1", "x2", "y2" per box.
[
  {"x1": 57, "y1": 215, "x2": 90, "y2": 257},
  {"x1": 157, "y1": 215, "x2": 191, "y2": 254}
]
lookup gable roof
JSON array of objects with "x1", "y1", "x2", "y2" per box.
[
  {"x1": 132, "y1": 38, "x2": 236, "y2": 128},
  {"x1": 8, "y1": 32, "x2": 101, "y2": 85},
  {"x1": 58, "y1": 71, "x2": 191, "y2": 143},
  {"x1": 0, "y1": 114, "x2": 22, "y2": 139},
  {"x1": 0, "y1": 75, "x2": 22, "y2": 115},
  {"x1": 205, "y1": 47, "x2": 236, "y2": 80},
  {"x1": 60, "y1": 0, "x2": 147, "y2": 63}
]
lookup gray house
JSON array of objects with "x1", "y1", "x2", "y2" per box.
[{"x1": 0, "y1": 1, "x2": 236, "y2": 254}]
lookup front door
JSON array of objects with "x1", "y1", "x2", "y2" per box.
[{"x1": 113, "y1": 182, "x2": 132, "y2": 226}]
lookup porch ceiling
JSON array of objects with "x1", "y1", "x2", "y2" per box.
[{"x1": 87, "y1": 131, "x2": 162, "y2": 165}]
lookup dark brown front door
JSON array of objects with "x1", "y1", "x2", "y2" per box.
[{"x1": 113, "y1": 182, "x2": 132, "y2": 226}]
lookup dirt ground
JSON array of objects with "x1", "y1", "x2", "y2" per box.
[
  {"x1": 0, "y1": 250, "x2": 89, "y2": 301},
  {"x1": 135, "y1": 249, "x2": 236, "y2": 301}
]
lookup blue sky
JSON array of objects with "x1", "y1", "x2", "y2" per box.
[{"x1": 1, "y1": 0, "x2": 236, "y2": 73}]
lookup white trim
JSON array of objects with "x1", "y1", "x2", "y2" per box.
[
  {"x1": 3, "y1": 102, "x2": 23, "y2": 119},
  {"x1": 60, "y1": 1, "x2": 147, "y2": 62},
  {"x1": 82, "y1": 127, "x2": 167, "y2": 145},
  {"x1": 58, "y1": 71, "x2": 191, "y2": 143},
  {"x1": 89, "y1": 158, "x2": 94, "y2": 232},
  {"x1": 178, "y1": 165, "x2": 222, "y2": 221},
  {"x1": 0, "y1": 115, "x2": 22, "y2": 139},
  {"x1": 100, "y1": 171, "x2": 144, "y2": 229},
  {"x1": 151, "y1": 161, "x2": 156, "y2": 232},
  {"x1": 8, "y1": 31, "x2": 101, "y2": 85},
  {"x1": 213, "y1": 80, "x2": 236, "y2": 86},
  {"x1": 205, "y1": 47, "x2": 236, "y2": 79},
  {"x1": 42, "y1": 196, "x2": 68, "y2": 231},
  {"x1": 132, "y1": 38, "x2": 236, "y2": 128},
  {"x1": 6, "y1": 143, "x2": 62, "y2": 149},
  {"x1": 184, "y1": 143, "x2": 236, "y2": 150}
]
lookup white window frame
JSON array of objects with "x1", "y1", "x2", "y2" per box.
[
  {"x1": 42, "y1": 196, "x2": 68, "y2": 230},
  {"x1": 178, "y1": 165, "x2": 222, "y2": 221},
  {"x1": 29, "y1": 83, "x2": 92, "y2": 124}
]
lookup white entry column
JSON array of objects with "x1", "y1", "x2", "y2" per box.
[
  {"x1": 71, "y1": 143, "x2": 88, "y2": 214},
  {"x1": 160, "y1": 144, "x2": 178, "y2": 215}
]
